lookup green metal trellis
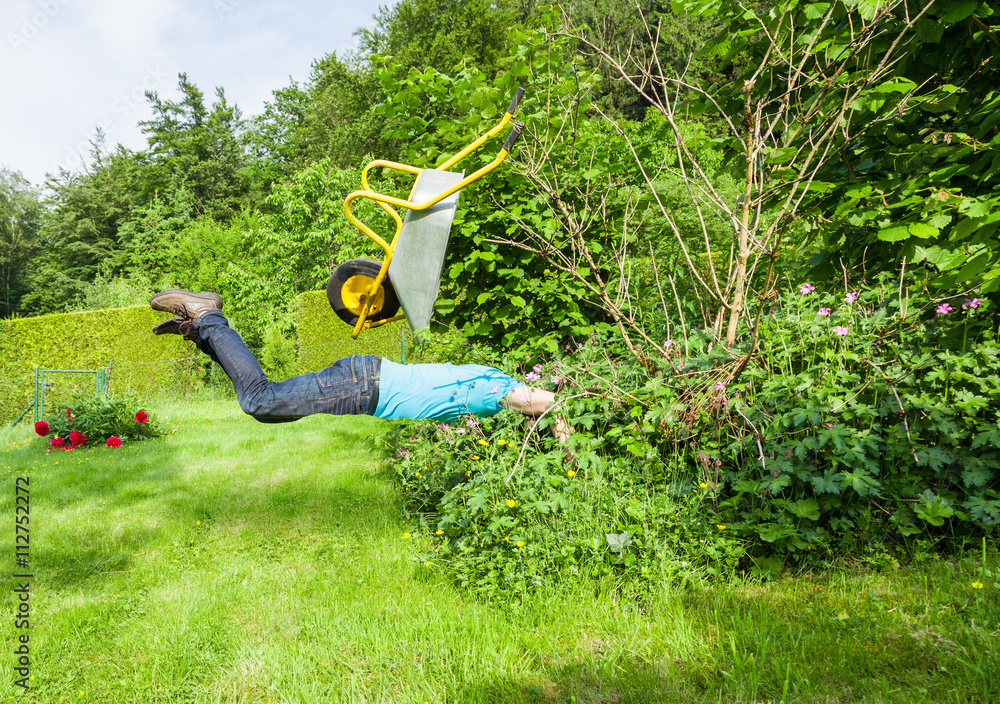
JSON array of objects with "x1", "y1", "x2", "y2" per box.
[{"x1": 12, "y1": 361, "x2": 114, "y2": 426}]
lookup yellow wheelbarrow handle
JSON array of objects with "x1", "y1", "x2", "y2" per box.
[{"x1": 342, "y1": 88, "x2": 527, "y2": 339}]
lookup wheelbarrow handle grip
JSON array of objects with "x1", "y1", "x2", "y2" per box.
[
  {"x1": 506, "y1": 87, "x2": 525, "y2": 116},
  {"x1": 502, "y1": 120, "x2": 525, "y2": 153}
]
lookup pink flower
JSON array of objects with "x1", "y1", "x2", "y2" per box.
[
  {"x1": 525, "y1": 371, "x2": 541, "y2": 382},
  {"x1": 816, "y1": 308, "x2": 831, "y2": 316},
  {"x1": 106, "y1": 436, "x2": 122, "y2": 448},
  {"x1": 799, "y1": 283, "x2": 815, "y2": 295},
  {"x1": 833, "y1": 326, "x2": 849, "y2": 337},
  {"x1": 714, "y1": 381, "x2": 727, "y2": 391},
  {"x1": 964, "y1": 298, "x2": 981, "y2": 309},
  {"x1": 34, "y1": 420, "x2": 49, "y2": 436},
  {"x1": 66, "y1": 409, "x2": 72, "y2": 419},
  {"x1": 50, "y1": 437, "x2": 64, "y2": 447},
  {"x1": 532, "y1": 364, "x2": 542, "y2": 373},
  {"x1": 664, "y1": 339, "x2": 675, "y2": 349},
  {"x1": 845, "y1": 292, "x2": 858, "y2": 304},
  {"x1": 936, "y1": 303, "x2": 953, "y2": 315},
  {"x1": 134, "y1": 410, "x2": 148, "y2": 424},
  {"x1": 69, "y1": 431, "x2": 87, "y2": 446},
  {"x1": 551, "y1": 376, "x2": 559, "y2": 384},
  {"x1": 826, "y1": 423, "x2": 834, "y2": 428}
]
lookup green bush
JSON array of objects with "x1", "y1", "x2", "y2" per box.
[
  {"x1": 708, "y1": 277, "x2": 1000, "y2": 552},
  {"x1": 382, "y1": 417, "x2": 745, "y2": 596},
  {"x1": 32, "y1": 392, "x2": 164, "y2": 449},
  {"x1": 296, "y1": 290, "x2": 414, "y2": 371},
  {"x1": 380, "y1": 273, "x2": 999, "y2": 594}
]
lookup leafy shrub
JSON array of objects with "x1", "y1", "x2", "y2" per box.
[
  {"x1": 33, "y1": 393, "x2": 164, "y2": 449},
  {"x1": 380, "y1": 273, "x2": 999, "y2": 594},
  {"x1": 708, "y1": 276, "x2": 999, "y2": 553},
  {"x1": 381, "y1": 413, "x2": 744, "y2": 597}
]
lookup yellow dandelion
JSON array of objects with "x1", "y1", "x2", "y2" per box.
[
  {"x1": 472, "y1": 455, "x2": 480, "y2": 460},
  {"x1": 478, "y1": 439, "x2": 488, "y2": 446},
  {"x1": 424, "y1": 561, "x2": 431, "y2": 566},
  {"x1": 436, "y1": 530, "x2": 444, "y2": 535},
  {"x1": 971, "y1": 581, "x2": 984, "y2": 589},
  {"x1": 507, "y1": 499, "x2": 516, "y2": 508},
  {"x1": 567, "y1": 470, "x2": 576, "y2": 477},
  {"x1": 196, "y1": 520, "x2": 201, "y2": 525},
  {"x1": 466, "y1": 470, "x2": 472, "y2": 477},
  {"x1": 699, "y1": 482, "x2": 708, "y2": 488},
  {"x1": 504, "y1": 537, "x2": 509, "y2": 542},
  {"x1": 403, "y1": 533, "x2": 412, "y2": 539},
  {"x1": 516, "y1": 540, "x2": 525, "y2": 548},
  {"x1": 717, "y1": 525, "x2": 727, "y2": 530}
]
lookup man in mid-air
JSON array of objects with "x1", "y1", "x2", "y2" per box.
[{"x1": 150, "y1": 289, "x2": 567, "y2": 438}]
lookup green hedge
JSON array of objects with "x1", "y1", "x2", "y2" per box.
[
  {"x1": 1, "y1": 294, "x2": 414, "y2": 425},
  {"x1": 1, "y1": 307, "x2": 196, "y2": 425},
  {"x1": 296, "y1": 290, "x2": 414, "y2": 372}
]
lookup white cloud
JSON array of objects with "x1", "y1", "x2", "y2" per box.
[{"x1": 0, "y1": 0, "x2": 388, "y2": 186}]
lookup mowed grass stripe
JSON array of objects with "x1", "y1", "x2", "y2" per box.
[{"x1": 0, "y1": 397, "x2": 997, "y2": 703}]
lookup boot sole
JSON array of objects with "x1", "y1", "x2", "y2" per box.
[
  {"x1": 150, "y1": 290, "x2": 224, "y2": 313},
  {"x1": 152, "y1": 316, "x2": 185, "y2": 335}
]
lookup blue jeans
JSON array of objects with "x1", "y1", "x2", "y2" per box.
[{"x1": 193, "y1": 310, "x2": 380, "y2": 423}]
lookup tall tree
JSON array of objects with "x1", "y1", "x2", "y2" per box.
[
  {"x1": 242, "y1": 80, "x2": 312, "y2": 196},
  {"x1": 357, "y1": 0, "x2": 538, "y2": 75},
  {"x1": 21, "y1": 142, "x2": 136, "y2": 314},
  {"x1": 139, "y1": 74, "x2": 248, "y2": 220},
  {"x1": 0, "y1": 167, "x2": 41, "y2": 317},
  {"x1": 804, "y1": 2, "x2": 1000, "y2": 294},
  {"x1": 293, "y1": 51, "x2": 391, "y2": 168}
]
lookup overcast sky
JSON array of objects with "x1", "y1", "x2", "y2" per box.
[{"x1": 1, "y1": 0, "x2": 392, "y2": 187}]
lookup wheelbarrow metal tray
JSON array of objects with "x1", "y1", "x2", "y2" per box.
[{"x1": 387, "y1": 168, "x2": 465, "y2": 336}]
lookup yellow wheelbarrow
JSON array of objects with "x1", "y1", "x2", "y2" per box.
[{"x1": 327, "y1": 87, "x2": 526, "y2": 339}]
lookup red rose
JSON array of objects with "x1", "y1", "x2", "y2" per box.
[
  {"x1": 66, "y1": 409, "x2": 72, "y2": 419},
  {"x1": 69, "y1": 431, "x2": 86, "y2": 446},
  {"x1": 106, "y1": 436, "x2": 122, "y2": 448},
  {"x1": 34, "y1": 421, "x2": 50, "y2": 436},
  {"x1": 50, "y1": 437, "x2": 64, "y2": 447},
  {"x1": 134, "y1": 410, "x2": 148, "y2": 424}
]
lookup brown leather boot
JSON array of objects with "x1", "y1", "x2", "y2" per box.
[
  {"x1": 152, "y1": 316, "x2": 198, "y2": 340},
  {"x1": 150, "y1": 289, "x2": 223, "y2": 320}
]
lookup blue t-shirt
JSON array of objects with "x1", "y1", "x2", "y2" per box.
[{"x1": 373, "y1": 359, "x2": 521, "y2": 421}]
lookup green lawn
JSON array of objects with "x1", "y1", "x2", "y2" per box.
[{"x1": 1, "y1": 398, "x2": 996, "y2": 703}]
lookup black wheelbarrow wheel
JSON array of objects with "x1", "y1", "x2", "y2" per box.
[{"x1": 327, "y1": 258, "x2": 400, "y2": 327}]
